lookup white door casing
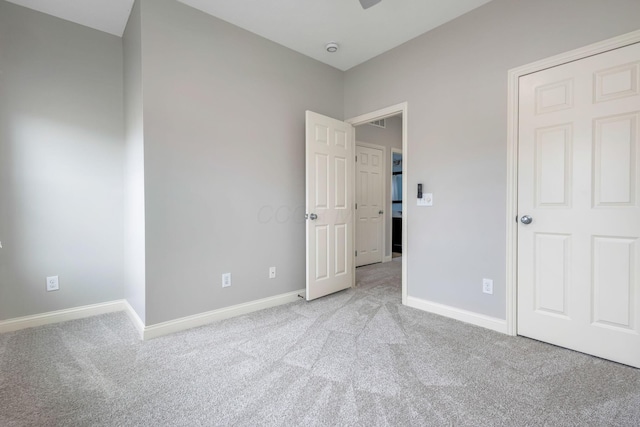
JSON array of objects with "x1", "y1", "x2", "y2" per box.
[
  {"x1": 345, "y1": 102, "x2": 408, "y2": 305},
  {"x1": 356, "y1": 144, "x2": 384, "y2": 266},
  {"x1": 517, "y1": 42, "x2": 640, "y2": 368},
  {"x1": 305, "y1": 111, "x2": 355, "y2": 301}
]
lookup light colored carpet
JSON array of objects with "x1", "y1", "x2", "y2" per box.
[{"x1": 1, "y1": 261, "x2": 639, "y2": 426}]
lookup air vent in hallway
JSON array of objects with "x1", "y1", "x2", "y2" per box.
[{"x1": 368, "y1": 119, "x2": 386, "y2": 128}]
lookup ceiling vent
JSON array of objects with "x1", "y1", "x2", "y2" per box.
[{"x1": 368, "y1": 119, "x2": 386, "y2": 128}]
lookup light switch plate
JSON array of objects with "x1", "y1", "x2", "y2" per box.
[{"x1": 417, "y1": 193, "x2": 433, "y2": 206}]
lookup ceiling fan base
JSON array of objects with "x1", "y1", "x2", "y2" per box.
[{"x1": 359, "y1": 0, "x2": 382, "y2": 10}]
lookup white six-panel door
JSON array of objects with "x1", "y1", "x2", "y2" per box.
[
  {"x1": 305, "y1": 111, "x2": 354, "y2": 301},
  {"x1": 517, "y1": 42, "x2": 640, "y2": 368},
  {"x1": 356, "y1": 144, "x2": 384, "y2": 267}
]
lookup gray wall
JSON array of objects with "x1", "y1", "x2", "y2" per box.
[
  {"x1": 5, "y1": 0, "x2": 638, "y2": 327},
  {"x1": 344, "y1": 0, "x2": 640, "y2": 319},
  {"x1": 0, "y1": 1, "x2": 124, "y2": 320},
  {"x1": 355, "y1": 116, "x2": 402, "y2": 258},
  {"x1": 123, "y1": 0, "x2": 146, "y2": 322},
  {"x1": 139, "y1": 0, "x2": 344, "y2": 325}
]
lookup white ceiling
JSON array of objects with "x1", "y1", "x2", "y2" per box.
[
  {"x1": 5, "y1": 0, "x2": 135, "y2": 37},
  {"x1": 6, "y1": 0, "x2": 493, "y2": 71}
]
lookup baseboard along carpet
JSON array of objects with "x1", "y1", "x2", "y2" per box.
[{"x1": 1, "y1": 261, "x2": 639, "y2": 425}]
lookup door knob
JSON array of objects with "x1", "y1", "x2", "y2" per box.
[
  {"x1": 379, "y1": 210, "x2": 384, "y2": 215},
  {"x1": 520, "y1": 215, "x2": 533, "y2": 225},
  {"x1": 309, "y1": 213, "x2": 318, "y2": 220}
]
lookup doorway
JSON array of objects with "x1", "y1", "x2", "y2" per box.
[
  {"x1": 347, "y1": 103, "x2": 408, "y2": 305},
  {"x1": 391, "y1": 150, "x2": 403, "y2": 258}
]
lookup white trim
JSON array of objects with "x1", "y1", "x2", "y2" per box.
[
  {"x1": 347, "y1": 102, "x2": 408, "y2": 305},
  {"x1": 0, "y1": 289, "x2": 306, "y2": 340},
  {"x1": 123, "y1": 300, "x2": 145, "y2": 340},
  {"x1": 351, "y1": 127, "x2": 357, "y2": 289},
  {"x1": 407, "y1": 296, "x2": 508, "y2": 334},
  {"x1": 140, "y1": 289, "x2": 305, "y2": 340},
  {"x1": 0, "y1": 300, "x2": 126, "y2": 334},
  {"x1": 356, "y1": 141, "x2": 386, "y2": 152},
  {"x1": 347, "y1": 103, "x2": 407, "y2": 124},
  {"x1": 505, "y1": 29, "x2": 640, "y2": 337},
  {"x1": 356, "y1": 140, "x2": 387, "y2": 267},
  {"x1": 383, "y1": 255, "x2": 392, "y2": 263}
]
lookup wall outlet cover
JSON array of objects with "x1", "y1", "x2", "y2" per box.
[
  {"x1": 222, "y1": 273, "x2": 231, "y2": 288},
  {"x1": 46, "y1": 276, "x2": 59, "y2": 292},
  {"x1": 482, "y1": 278, "x2": 493, "y2": 295}
]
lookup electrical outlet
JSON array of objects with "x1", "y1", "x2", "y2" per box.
[
  {"x1": 222, "y1": 273, "x2": 231, "y2": 288},
  {"x1": 269, "y1": 267, "x2": 276, "y2": 279},
  {"x1": 46, "y1": 276, "x2": 59, "y2": 292},
  {"x1": 482, "y1": 278, "x2": 493, "y2": 295}
]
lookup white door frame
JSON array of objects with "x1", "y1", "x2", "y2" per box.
[
  {"x1": 356, "y1": 141, "x2": 387, "y2": 266},
  {"x1": 505, "y1": 29, "x2": 640, "y2": 336},
  {"x1": 347, "y1": 102, "x2": 408, "y2": 305}
]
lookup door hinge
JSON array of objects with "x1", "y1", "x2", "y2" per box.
[
  {"x1": 355, "y1": 251, "x2": 358, "y2": 256},
  {"x1": 356, "y1": 156, "x2": 358, "y2": 162},
  {"x1": 355, "y1": 203, "x2": 358, "y2": 209}
]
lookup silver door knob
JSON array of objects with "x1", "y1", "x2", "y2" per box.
[
  {"x1": 379, "y1": 210, "x2": 384, "y2": 215},
  {"x1": 520, "y1": 215, "x2": 533, "y2": 225},
  {"x1": 309, "y1": 213, "x2": 318, "y2": 220}
]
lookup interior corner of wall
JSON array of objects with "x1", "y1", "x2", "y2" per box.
[{"x1": 123, "y1": 298, "x2": 145, "y2": 338}]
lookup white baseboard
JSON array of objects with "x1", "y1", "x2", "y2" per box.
[
  {"x1": 406, "y1": 296, "x2": 508, "y2": 334},
  {"x1": 141, "y1": 289, "x2": 305, "y2": 340},
  {"x1": 0, "y1": 289, "x2": 307, "y2": 340},
  {"x1": 0, "y1": 300, "x2": 126, "y2": 334},
  {"x1": 383, "y1": 255, "x2": 392, "y2": 263},
  {"x1": 123, "y1": 300, "x2": 145, "y2": 340}
]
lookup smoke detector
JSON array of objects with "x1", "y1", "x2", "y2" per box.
[{"x1": 325, "y1": 42, "x2": 339, "y2": 53}]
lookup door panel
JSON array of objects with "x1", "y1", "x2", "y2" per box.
[
  {"x1": 305, "y1": 111, "x2": 354, "y2": 301},
  {"x1": 534, "y1": 233, "x2": 570, "y2": 317},
  {"x1": 594, "y1": 113, "x2": 637, "y2": 206},
  {"x1": 356, "y1": 144, "x2": 384, "y2": 266},
  {"x1": 517, "y1": 42, "x2": 640, "y2": 368},
  {"x1": 592, "y1": 236, "x2": 634, "y2": 329},
  {"x1": 535, "y1": 125, "x2": 572, "y2": 207}
]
